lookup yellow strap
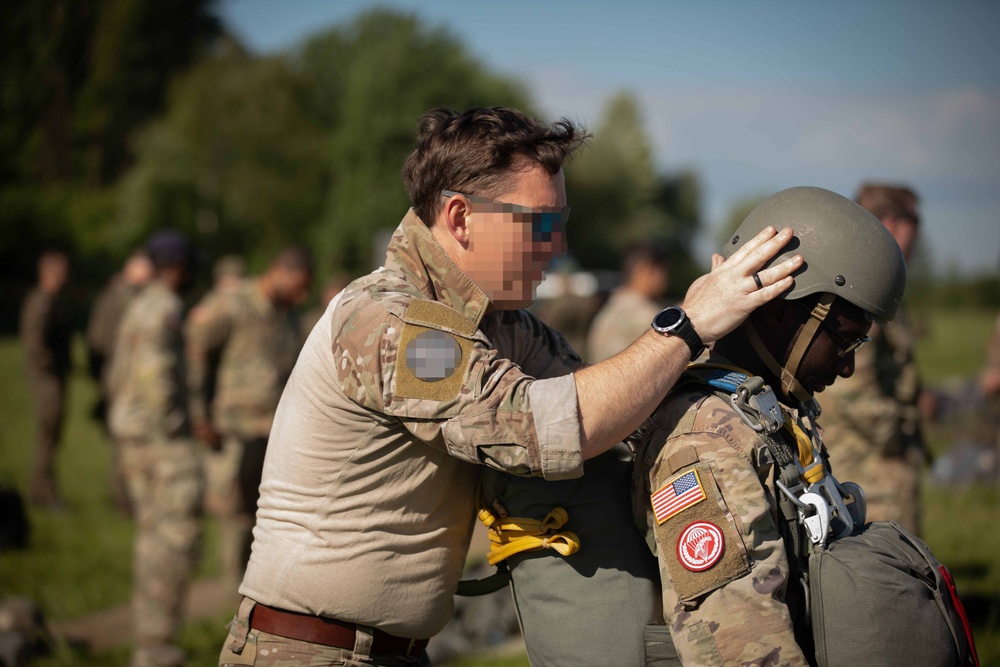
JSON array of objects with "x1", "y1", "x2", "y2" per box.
[
  {"x1": 780, "y1": 410, "x2": 826, "y2": 484},
  {"x1": 477, "y1": 506, "x2": 581, "y2": 566}
]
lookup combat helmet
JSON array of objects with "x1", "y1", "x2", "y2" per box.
[{"x1": 722, "y1": 186, "x2": 906, "y2": 403}]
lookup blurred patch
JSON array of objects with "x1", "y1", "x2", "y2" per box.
[{"x1": 406, "y1": 330, "x2": 463, "y2": 381}]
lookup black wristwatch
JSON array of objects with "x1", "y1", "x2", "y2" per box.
[{"x1": 651, "y1": 306, "x2": 705, "y2": 361}]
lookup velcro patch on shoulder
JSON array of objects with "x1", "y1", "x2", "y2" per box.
[
  {"x1": 402, "y1": 299, "x2": 478, "y2": 338},
  {"x1": 653, "y1": 462, "x2": 750, "y2": 603},
  {"x1": 394, "y1": 302, "x2": 477, "y2": 401}
]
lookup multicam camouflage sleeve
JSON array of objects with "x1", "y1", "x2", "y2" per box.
[
  {"x1": 184, "y1": 294, "x2": 234, "y2": 427},
  {"x1": 109, "y1": 286, "x2": 190, "y2": 440},
  {"x1": 640, "y1": 396, "x2": 810, "y2": 667},
  {"x1": 331, "y1": 289, "x2": 584, "y2": 481}
]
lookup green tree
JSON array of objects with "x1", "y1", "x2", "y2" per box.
[
  {"x1": 0, "y1": 0, "x2": 220, "y2": 186},
  {"x1": 565, "y1": 92, "x2": 703, "y2": 292},
  {"x1": 0, "y1": 0, "x2": 220, "y2": 330},
  {"x1": 118, "y1": 43, "x2": 328, "y2": 268},
  {"x1": 295, "y1": 9, "x2": 532, "y2": 275}
]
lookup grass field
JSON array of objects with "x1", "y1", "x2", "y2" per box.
[{"x1": 1, "y1": 306, "x2": 997, "y2": 665}]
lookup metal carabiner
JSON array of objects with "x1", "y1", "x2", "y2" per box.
[{"x1": 776, "y1": 480, "x2": 831, "y2": 546}]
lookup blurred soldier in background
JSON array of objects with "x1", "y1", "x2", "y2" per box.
[
  {"x1": 186, "y1": 247, "x2": 311, "y2": 589},
  {"x1": 299, "y1": 272, "x2": 351, "y2": 339},
  {"x1": 820, "y1": 183, "x2": 927, "y2": 534},
  {"x1": 212, "y1": 255, "x2": 247, "y2": 293},
  {"x1": 587, "y1": 242, "x2": 670, "y2": 363},
  {"x1": 981, "y1": 312, "x2": 1000, "y2": 488},
  {"x1": 19, "y1": 250, "x2": 72, "y2": 509},
  {"x1": 87, "y1": 250, "x2": 155, "y2": 514},
  {"x1": 531, "y1": 267, "x2": 601, "y2": 357},
  {"x1": 107, "y1": 230, "x2": 203, "y2": 667}
]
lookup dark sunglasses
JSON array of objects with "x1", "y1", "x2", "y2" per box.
[
  {"x1": 795, "y1": 300, "x2": 871, "y2": 359},
  {"x1": 441, "y1": 190, "x2": 570, "y2": 242}
]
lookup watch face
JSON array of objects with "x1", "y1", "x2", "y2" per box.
[{"x1": 653, "y1": 307, "x2": 684, "y2": 331}]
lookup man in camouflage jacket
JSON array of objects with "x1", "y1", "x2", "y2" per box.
[
  {"x1": 185, "y1": 248, "x2": 310, "y2": 588},
  {"x1": 87, "y1": 250, "x2": 154, "y2": 513},
  {"x1": 19, "y1": 250, "x2": 72, "y2": 508},
  {"x1": 820, "y1": 183, "x2": 926, "y2": 534},
  {"x1": 108, "y1": 231, "x2": 202, "y2": 667},
  {"x1": 218, "y1": 106, "x2": 799, "y2": 667},
  {"x1": 634, "y1": 187, "x2": 907, "y2": 666}
]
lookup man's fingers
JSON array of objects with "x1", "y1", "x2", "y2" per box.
[
  {"x1": 751, "y1": 275, "x2": 795, "y2": 304},
  {"x1": 711, "y1": 254, "x2": 725, "y2": 271},
  {"x1": 740, "y1": 227, "x2": 794, "y2": 270},
  {"x1": 756, "y1": 255, "x2": 803, "y2": 286},
  {"x1": 725, "y1": 226, "x2": 777, "y2": 266}
]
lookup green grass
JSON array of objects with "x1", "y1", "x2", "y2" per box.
[
  {"x1": 0, "y1": 338, "x2": 135, "y2": 619},
  {"x1": 913, "y1": 306, "x2": 1000, "y2": 662},
  {"x1": 913, "y1": 306, "x2": 996, "y2": 382},
  {"x1": 1, "y1": 305, "x2": 998, "y2": 665}
]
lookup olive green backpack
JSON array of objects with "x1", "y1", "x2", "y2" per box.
[{"x1": 808, "y1": 520, "x2": 978, "y2": 667}]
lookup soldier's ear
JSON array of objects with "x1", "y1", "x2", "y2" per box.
[{"x1": 441, "y1": 196, "x2": 472, "y2": 249}]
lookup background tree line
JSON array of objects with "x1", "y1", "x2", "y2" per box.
[
  {"x1": 0, "y1": 3, "x2": 704, "y2": 333},
  {"x1": 2, "y1": 2, "x2": 994, "y2": 333}
]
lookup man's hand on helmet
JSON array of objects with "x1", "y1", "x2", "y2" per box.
[{"x1": 682, "y1": 226, "x2": 803, "y2": 343}]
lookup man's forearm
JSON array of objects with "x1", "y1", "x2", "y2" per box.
[
  {"x1": 573, "y1": 225, "x2": 802, "y2": 461},
  {"x1": 575, "y1": 330, "x2": 690, "y2": 460}
]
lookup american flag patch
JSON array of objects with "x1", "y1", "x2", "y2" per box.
[{"x1": 651, "y1": 469, "x2": 706, "y2": 525}]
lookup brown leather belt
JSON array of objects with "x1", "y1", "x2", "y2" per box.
[{"x1": 250, "y1": 603, "x2": 429, "y2": 658}]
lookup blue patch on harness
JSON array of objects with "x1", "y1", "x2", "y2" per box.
[{"x1": 695, "y1": 368, "x2": 748, "y2": 394}]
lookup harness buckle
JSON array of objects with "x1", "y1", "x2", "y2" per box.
[{"x1": 730, "y1": 379, "x2": 784, "y2": 434}]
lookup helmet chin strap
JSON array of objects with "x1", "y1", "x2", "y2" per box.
[{"x1": 743, "y1": 292, "x2": 837, "y2": 406}]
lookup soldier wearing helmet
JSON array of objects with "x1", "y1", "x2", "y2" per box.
[{"x1": 633, "y1": 187, "x2": 906, "y2": 666}]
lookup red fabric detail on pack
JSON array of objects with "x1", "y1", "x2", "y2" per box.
[
  {"x1": 939, "y1": 565, "x2": 980, "y2": 667},
  {"x1": 676, "y1": 521, "x2": 724, "y2": 572}
]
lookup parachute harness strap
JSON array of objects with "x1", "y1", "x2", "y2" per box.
[
  {"x1": 478, "y1": 505, "x2": 581, "y2": 566},
  {"x1": 782, "y1": 413, "x2": 825, "y2": 485},
  {"x1": 742, "y1": 292, "x2": 836, "y2": 405},
  {"x1": 683, "y1": 363, "x2": 823, "y2": 485},
  {"x1": 782, "y1": 292, "x2": 836, "y2": 400}
]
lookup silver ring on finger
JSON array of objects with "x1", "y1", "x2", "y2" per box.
[{"x1": 753, "y1": 272, "x2": 764, "y2": 290}]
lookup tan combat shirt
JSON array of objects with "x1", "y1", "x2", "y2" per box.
[
  {"x1": 635, "y1": 354, "x2": 812, "y2": 666},
  {"x1": 185, "y1": 279, "x2": 300, "y2": 438},
  {"x1": 241, "y1": 211, "x2": 584, "y2": 639},
  {"x1": 586, "y1": 289, "x2": 663, "y2": 363}
]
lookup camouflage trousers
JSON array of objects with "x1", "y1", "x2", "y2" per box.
[
  {"x1": 121, "y1": 438, "x2": 204, "y2": 667},
  {"x1": 27, "y1": 369, "x2": 65, "y2": 506},
  {"x1": 219, "y1": 599, "x2": 431, "y2": 667},
  {"x1": 204, "y1": 434, "x2": 268, "y2": 589}
]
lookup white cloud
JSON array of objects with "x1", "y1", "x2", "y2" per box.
[{"x1": 526, "y1": 69, "x2": 1000, "y2": 273}]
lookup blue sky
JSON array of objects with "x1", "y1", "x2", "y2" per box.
[{"x1": 220, "y1": 0, "x2": 1000, "y2": 274}]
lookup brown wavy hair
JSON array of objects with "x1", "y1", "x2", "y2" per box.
[{"x1": 402, "y1": 107, "x2": 589, "y2": 225}]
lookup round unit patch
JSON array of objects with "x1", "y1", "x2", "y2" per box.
[
  {"x1": 405, "y1": 330, "x2": 463, "y2": 381},
  {"x1": 676, "y1": 521, "x2": 725, "y2": 572}
]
